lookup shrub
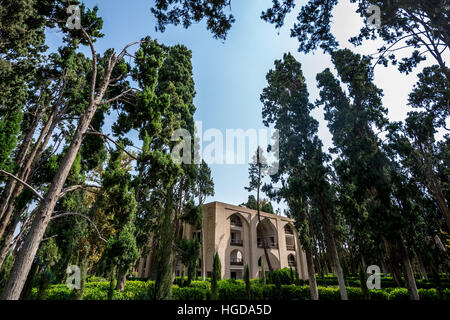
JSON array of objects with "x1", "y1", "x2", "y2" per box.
[
  {"x1": 26, "y1": 278, "x2": 450, "y2": 301},
  {"x1": 279, "y1": 284, "x2": 310, "y2": 300},
  {"x1": 217, "y1": 279, "x2": 246, "y2": 300},
  {"x1": 86, "y1": 276, "x2": 107, "y2": 283},
  {"x1": 388, "y1": 288, "x2": 409, "y2": 301},
  {"x1": 83, "y1": 287, "x2": 108, "y2": 300},
  {"x1": 317, "y1": 287, "x2": 340, "y2": 300},
  {"x1": 368, "y1": 289, "x2": 389, "y2": 300},
  {"x1": 262, "y1": 284, "x2": 276, "y2": 299},
  {"x1": 44, "y1": 285, "x2": 72, "y2": 300},
  {"x1": 418, "y1": 288, "x2": 439, "y2": 301},
  {"x1": 190, "y1": 280, "x2": 210, "y2": 291},
  {"x1": 173, "y1": 276, "x2": 189, "y2": 286},
  {"x1": 346, "y1": 287, "x2": 364, "y2": 300},
  {"x1": 173, "y1": 286, "x2": 207, "y2": 300},
  {"x1": 268, "y1": 268, "x2": 294, "y2": 285},
  {"x1": 249, "y1": 283, "x2": 264, "y2": 300}
]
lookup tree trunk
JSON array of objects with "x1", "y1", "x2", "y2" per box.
[
  {"x1": 414, "y1": 249, "x2": 428, "y2": 280},
  {"x1": 154, "y1": 195, "x2": 175, "y2": 300},
  {"x1": 380, "y1": 257, "x2": 389, "y2": 275},
  {"x1": 318, "y1": 194, "x2": 348, "y2": 300},
  {"x1": 201, "y1": 200, "x2": 206, "y2": 281},
  {"x1": 0, "y1": 99, "x2": 100, "y2": 299},
  {"x1": 0, "y1": 104, "x2": 60, "y2": 239},
  {"x1": 256, "y1": 165, "x2": 273, "y2": 272},
  {"x1": 0, "y1": 214, "x2": 20, "y2": 269},
  {"x1": 19, "y1": 262, "x2": 38, "y2": 300},
  {"x1": 399, "y1": 238, "x2": 420, "y2": 300},
  {"x1": 115, "y1": 273, "x2": 127, "y2": 291},
  {"x1": 108, "y1": 266, "x2": 116, "y2": 300},
  {"x1": 0, "y1": 98, "x2": 45, "y2": 221},
  {"x1": 305, "y1": 246, "x2": 319, "y2": 300},
  {"x1": 383, "y1": 238, "x2": 404, "y2": 287},
  {"x1": 201, "y1": 228, "x2": 206, "y2": 281},
  {"x1": 0, "y1": 36, "x2": 119, "y2": 298}
]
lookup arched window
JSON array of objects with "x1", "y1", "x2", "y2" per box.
[
  {"x1": 230, "y1": 249, "x2": 243, "y2": 265},
  {"x1": 284, "y1": 224, "x2": 294, "y2": 235},
  {"x1": 230, "y1": 214, "x2": 243, "y2": 246},
  {"x1": 288, "y1": 254, "x2": 296, "y2": 267},
  {"x1": 230, "y1": 214, "x2": 242, "y2": 227},
  {"x1": 285, "y1": 224, "x2": 295, "y2": 251},
  {"x1": 257, "y1": 219, "x2": 278, "y2": 248}
]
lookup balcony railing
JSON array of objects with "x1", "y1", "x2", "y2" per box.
[
  {"x1": 286, "y1": 244, "x2": 295, "y2": 251},
  {"x1": 230, "y1": 220, "x2": 242, "y2": 227},
  {"x1": 285, "y1": 229, "x2": 294, "y2": 235},
  {"x1": 257, "y1": 241, "x2": 278, "y2": 249},
  {"x1": 230, "y1": 239, "x2": 243, "y2": 246},
  {"x1": 230, "y1": 258, "x2": 244, "y2": 265}
]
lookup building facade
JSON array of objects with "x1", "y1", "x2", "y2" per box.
[{"x1": 136, "y1": 201, "x2": 308, "y2": 280}]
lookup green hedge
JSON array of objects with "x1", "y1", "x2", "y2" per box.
[
  {"x1": 310, "y1": 275, "x2": 450, "y2": 289},
  {"x1": 30, "y1": 279, "x2": 449, "y2": 300}
]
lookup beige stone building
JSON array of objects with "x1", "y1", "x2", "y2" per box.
[{"x1": 136, "y1": 201, "x2": 308, "y2": 280}]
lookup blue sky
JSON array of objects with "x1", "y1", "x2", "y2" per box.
[{"x1": 47, "y1": 0, "x2": 446, "y2": 214}]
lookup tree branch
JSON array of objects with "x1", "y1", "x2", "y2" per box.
[
  {"x1": 0, "y1": 170, "x2": 43, "y2": 200},
  {"x1": 87, "y1": 128, "x2": 137, "y2": 160},
  {"x1": 50, "y1": 211, "x2": 107, "y2": 242},
  {"x1": 58, "y1": 184, "x2": 102, "y2": 200},
  {"x1": 80, "y1": 27, "x2": 98, "y2": 104},
  {"x1": 101, "y1": 88, "x2": 134, "y2": 105}
]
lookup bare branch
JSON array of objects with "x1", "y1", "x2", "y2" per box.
[
  {"x1": 0, "y1": 170, "x2": 43, "y2": 200},
  {"x1": 87, "y1": 128, "x2": 138, "y2": 160},
  {"x1": 41, "y1": 235, "x2": 58, "y2": 242},
  {"x1": 58, "y1": 184, "x2": 102, "y2": 200},
  {"x1": 101, "y1": 88, "x2": 134, "y2": 105},
  {"x1": 50, "y1": 211, "x2": 107, "y2": 242},
  {"x1": 116, "y1": 41, "x2": 145, "y2": 63},
  {"x1": 80, "y1": 27, "x2": 98, "y2": 104}
]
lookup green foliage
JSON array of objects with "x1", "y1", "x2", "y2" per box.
[
  {"x1": 260, "y1": 258, "x2": 266, "y2": 285},
  {"x1": 267, "y1": 268, "x2": 295, "y2": 285},
  {"x1": 244, "y1": 264, "x2": 250, "y2": 300},
  {"x1": 151, "y1": 0, "x2": 235, "y2": 40},
  {"x1": 28, "y1": 278, "x2": 450, "y2": 300},
  {"x1": 0, "y1": 108, "x2": 22, "y2": 173},
  {"x1": 241, "y1": 195, "x2": 275, "y2": 214},
  {"x1": 180, "y1": 202, "x2": 203, "y2": 229},
  {"x1": 177, "y1": 237, "x2": 201, "y2": 285},
  {"x1": 211, "y1": 252, "x2": 221, "y2": 300},
  {"x1": 172, "y1": 285, "x2": 208, "y2": 300},
  {"x1": 0, "y1": 253, "x2": 14, "y2": 292}
]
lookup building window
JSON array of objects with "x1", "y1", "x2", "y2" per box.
[
  {"x1": 230, "y1": 249, "x2": 243, "y2": 265},
  {"x1": 288, "y1": 254, "x2": 296, "y2": 267},
  {"x1": 230, "y1": 214, "x2": 242, "y2": 227},
  {"x1": 285, "y1": 224, "x2": 295, "y2": 250},
  {"x1": 257, "y1": 219, "x2": 278, "y2": 248},
  {"x1": 284, "y1": 224, "x2": 294, "y2": 235},
  {"x1": 230, "y1": 214, "x2": 243, "y2": 246}
]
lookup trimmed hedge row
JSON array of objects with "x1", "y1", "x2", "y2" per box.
[
  {"x1": 30, "y1": 279, "x2": 450, "y2": 300},
  {"x1": 309, "y1": 277, "x2": 450, "y2": 290}
]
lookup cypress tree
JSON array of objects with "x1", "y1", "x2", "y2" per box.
[
  {"x1": 211, "y1": 252, "x2": 221, "y2": 300},
  {"x1": 244, "y1": 264, "x2": 251, "y2": 300}
]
